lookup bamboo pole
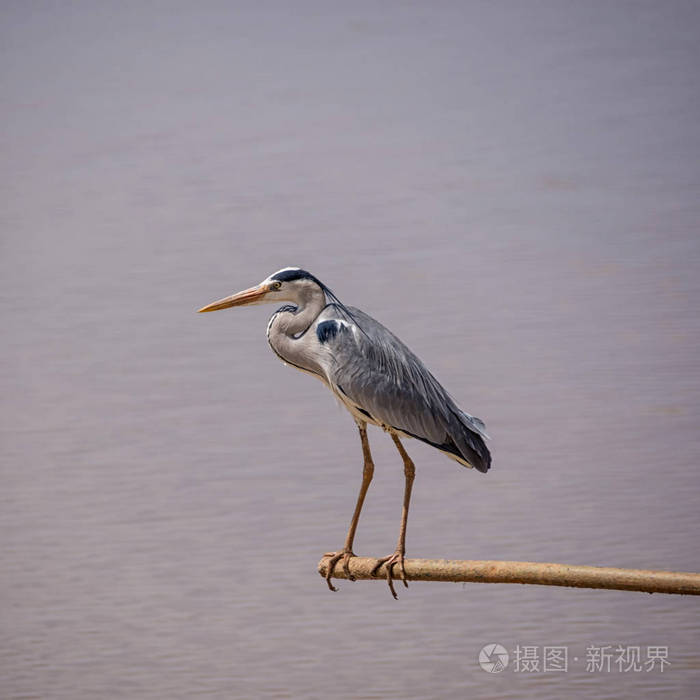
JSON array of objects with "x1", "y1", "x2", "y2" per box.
[{"x1": 317, "y1": 556, "x2": 700, "y2": 595}]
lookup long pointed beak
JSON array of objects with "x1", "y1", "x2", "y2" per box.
[{"x1": 198, "y1": 284, "x2": 268, "y2": 312}]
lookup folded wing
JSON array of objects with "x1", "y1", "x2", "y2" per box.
[{"x1": 317, "y1": 305, "x2": 491, "y2": 473}]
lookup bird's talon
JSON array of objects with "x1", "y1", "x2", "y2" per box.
[
  {"x1": 370, "y1": 558, "x2": 385, "y2": 577},
  {"x1": 372, "y1": 551, "x2": 407, "y2": 598},
  {"x1": 399, "y1": 560, "x2": 409, "y2": 587},
  {"x1": 342, "y1": 555, "x2": 354, "y2": 580},
  {"x1": 322, "y1": 549, "x2": 356, "y2": 591}
]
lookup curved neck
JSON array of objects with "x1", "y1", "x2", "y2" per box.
[{"x1": 267, "y1": 285, "x2": 326, "y2": 375}]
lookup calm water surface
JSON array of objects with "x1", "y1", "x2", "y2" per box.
[{"x1": 2, "y1": 2, "x2": 699, "y2": 698}]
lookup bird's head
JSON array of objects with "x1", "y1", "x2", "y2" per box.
[{"x1": 198, "y1": 267, "x2": 324, "y2": 312}]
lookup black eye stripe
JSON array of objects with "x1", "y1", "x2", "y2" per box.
[{"x1": 270, "y1": 269, "x2": 319, "y2": 284}]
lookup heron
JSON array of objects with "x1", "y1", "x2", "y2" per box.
[{"x1": 198, "y1": 267, "x2": 491, "y2": 598}]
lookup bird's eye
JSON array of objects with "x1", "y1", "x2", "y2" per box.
[{"x1": 272, "y1": 281, "x2": 282, "y2": 290}]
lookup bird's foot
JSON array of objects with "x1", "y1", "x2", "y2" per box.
[
  {"x1": 322, "y1": 549, "x2": 357, "y2": 591},
  {"x1": 371, "y1": 549, "x2": 408, "y2": 600}
]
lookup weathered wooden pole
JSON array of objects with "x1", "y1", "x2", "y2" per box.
[{"x1": 318, "y1": 556, "x2": 700, "y2": 595}]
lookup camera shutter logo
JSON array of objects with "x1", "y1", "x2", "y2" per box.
[{"x1": 479, "y1": 644, "x2": 509, "y2": 673}]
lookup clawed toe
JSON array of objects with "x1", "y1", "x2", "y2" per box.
[
  {"x1": 322, "y1": 550, "x2": 356, "y2": 591},
  {"x1": 371, "y1": 550, "x2": 408, "y2": 599}
]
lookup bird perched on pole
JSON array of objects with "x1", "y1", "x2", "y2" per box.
[{"x1": 198, "y1": 267, "x2": 491, "y2": 598}]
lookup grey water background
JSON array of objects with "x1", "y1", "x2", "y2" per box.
[{"x1": 2, "y1": 1, "x2": 699, "y2": 698}]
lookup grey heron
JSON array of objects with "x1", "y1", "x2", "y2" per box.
[{"x1": 198, "y1": 267, "x2": 491, "y2": 598}]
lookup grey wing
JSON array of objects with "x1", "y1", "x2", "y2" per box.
[{"x1": 317, "y1": 305, "x2": 491, "y2": 472}]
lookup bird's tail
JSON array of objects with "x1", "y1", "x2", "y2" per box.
[{"x1": 452, "y1": 411, "x2": 491, "y2": 473}]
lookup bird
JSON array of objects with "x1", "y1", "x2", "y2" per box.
[{"x1": 198, "y1": 267, "x2": 491, "y2": 598}]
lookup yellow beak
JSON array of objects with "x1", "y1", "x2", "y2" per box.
[{"x1": 198, "y1": 284, "x2": 268, "y2": 312}]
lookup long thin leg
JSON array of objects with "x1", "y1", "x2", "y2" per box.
[
  {"x1": 324, "y1": 420, "x2": 375, "y2": 591},
  {"x1": 371, "y1": 432, "x2": 415, "y2": 599}
]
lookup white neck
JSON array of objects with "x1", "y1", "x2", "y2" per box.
[{"x1": 266, "y1": 283, "x2": 327, "y2": 376}]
